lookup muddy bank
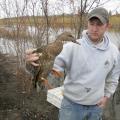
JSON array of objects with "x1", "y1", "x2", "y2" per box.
[
  {"x1": 1, "y1": 53, "x2": 120, "y2": 120},
  {"x1": 0, "y1": 53, "x2": 58, "y2": 120}
]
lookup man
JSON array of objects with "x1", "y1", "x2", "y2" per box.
[{"x1": 26, "y1": 7, "x2": 120, "y2": 120}]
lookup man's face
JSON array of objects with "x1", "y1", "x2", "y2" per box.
[{"x1": 87, "y1": 17, "x2": 109, "y2": 42}]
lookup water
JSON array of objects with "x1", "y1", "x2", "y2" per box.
[
  {"x1": 107, "y1": 32, "x2": 120, "y2": 48},
  {"x1": 0, "y1": 31, "x2": 120, "y2": 55},
  {"x1": 0, "y1": 38, "x2": 34, "y2": 55},
  {"x1": 0, "y1": 27, "x2": 67, "y2": 55}
]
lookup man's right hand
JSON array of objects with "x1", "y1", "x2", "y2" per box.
[{"x1": 25, "y1": 49, "x2": 40, "y2": 66}]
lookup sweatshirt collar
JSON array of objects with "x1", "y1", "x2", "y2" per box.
[{"x1": 82, "y1": 30, "x2": 110, "y2": 51}]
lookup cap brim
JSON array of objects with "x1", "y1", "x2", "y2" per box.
[{"x1": 88, "y1": 14, "x2": 106, "y2": 24}]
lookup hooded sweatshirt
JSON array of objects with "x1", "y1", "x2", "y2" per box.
[{"x1": 53, "y1": 31, "x2": 120, "y2": 105}]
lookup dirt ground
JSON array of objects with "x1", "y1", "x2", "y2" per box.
[
  {"x1": 0, "y1": 53, "x2": 58, "y2": 120},
  {"x1": 1, "y1": 53, "x2": 120, "y2": 120}
]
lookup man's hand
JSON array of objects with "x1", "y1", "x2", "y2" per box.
[
  {"x1": 25, "y1": 49, "x2": 40, "y2": 66},
  {"x1": 97, "y1": 96, "x2": 109, "y2": 109}
]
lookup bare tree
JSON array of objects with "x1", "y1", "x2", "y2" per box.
[
  {"x1": 41, "y1": 0, "x2": 49, "y2": 44},
  {"x1": 0, "y1": 0, "x2": 120, "y2": 119},
  {"x1": 69, "y1": 0, "x2": 110, "y2": 38}
]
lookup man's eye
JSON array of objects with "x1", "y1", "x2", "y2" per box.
[
  {"x1": 90, "y1": 23, "x2": 94, "y2": 25},
  {"x1": 90, "y1": 22, "x2": 103, "y2": 26},
  {"x1": 97, "y1": 23, "x2": 103, "y2": 26}
]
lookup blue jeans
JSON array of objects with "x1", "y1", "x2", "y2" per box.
[{"x1": 59, "y1": 97, "x2": 103, "y2": 120}]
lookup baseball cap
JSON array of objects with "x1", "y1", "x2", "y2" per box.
[{"x1": 88, "y1": 7, "x2": 109, "y2": 24}]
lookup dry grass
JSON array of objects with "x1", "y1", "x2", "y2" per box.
[
  {"x1": 0, "y1": 27, "x2": 32, "y2": 40},
  {"x1": 0, "y1": 14, "x2": 119, "y2": 27},
  {"x1": 0, "y1": 14, "x2": 119, "y2": 40}
]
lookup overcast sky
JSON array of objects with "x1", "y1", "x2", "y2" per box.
[
  {"x1": 102, "y1": 0, "x2": 120, "y2": 13},
  {"x1": 0, "y1": 0, "x2": 120, "y2": 18},
  {"x1": 49, "y1": 0, "x2": 120, "y2": 14}
]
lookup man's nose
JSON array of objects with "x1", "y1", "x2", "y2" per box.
[{"x1": 92, "y1": 25, "x2": 98, "y2": 31}]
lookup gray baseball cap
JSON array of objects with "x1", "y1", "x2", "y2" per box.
[{"x1": 88, "y1": 7, "x2": 109, "y2": 24}]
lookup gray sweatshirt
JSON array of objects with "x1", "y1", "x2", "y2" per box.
[{"x1": 53, "y1": 32, "x2": 120, "y2": 105}]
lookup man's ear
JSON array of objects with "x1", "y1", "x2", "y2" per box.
[{"x1": 107, "y1": 23, "x2": 112, "y2": 30}]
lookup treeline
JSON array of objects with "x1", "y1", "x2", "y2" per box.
[
  {"x1": 110, "y1": 14, "x2": 120, "y2": 30},
  {"x1": 0, "y1": 14, "x2": 120, "y2": 30},
  {"x1": 0, "y1": 14, "x2": 81, "y2": 28}
]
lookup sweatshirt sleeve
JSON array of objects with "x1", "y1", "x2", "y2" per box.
[
  {"x1": 53, "y1": 43, "x2": 73, "y2": 72},
  {"x1": 104, "y1": 53, "x2": 120, "y2": 98}
]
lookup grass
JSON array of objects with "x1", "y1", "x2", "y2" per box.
[
  {"x1": 0, "y1": 14, "x2": 120, "y2": 29},
  {"x1": 0, "y1": 14, "x2": 119, "y2": 39},
  {"x1": 0, "y1": 14, "x2": 85, "y2": 28}
]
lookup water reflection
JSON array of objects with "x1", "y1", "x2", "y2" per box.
[
  {"x1": 107, "y1": 32, "x2": 120, "y2": 48},
  {"x1": 0, "y1": 38, "x2": 15, "y2": 54},
  {"x1": 0, "y1": 31, "x2": 120, "y2": 55}
]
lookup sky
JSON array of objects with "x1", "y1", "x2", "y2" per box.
[
  {"x1": 0, "y1": 0, "x2": 120, "y2": 18},
  {"x1": 49, "y1": 0, "x2": 120, "y2": 14},
  {"x1": 102, "y1": 0, "x2": 120, "y2": 13}
]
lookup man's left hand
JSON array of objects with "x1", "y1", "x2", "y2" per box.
[{"x1": 97, "y1": 96, "x2": 109, "y2": 108}]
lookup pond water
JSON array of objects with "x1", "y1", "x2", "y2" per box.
[
  {"x1": 0, "y1": 28, "x2": 120, "y2": 120},
  {"x1": 0, "y1": 30, "x2": 120, "y2": 56},
  {"x1": 107, "y1": 32, "x2": 120, "y2": 48}
]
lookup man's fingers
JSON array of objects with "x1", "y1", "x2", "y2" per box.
[
  {"x1": 97, "y1": 96, "x2": 108, "y2": 108},
  {"x1": 26, "y1": 53, "x2": 39, "y2": 62},
  {"x1": 26, "y1": 48, "x2": 36, "y2": 54},
  {"x1": 97, "y1": 101, "x2": 101, "y2": 106},
  {"x1": 25, "y1": 49, "x2": 43, "y2": 66},
  {"x1": 97, "y1": 103, "x2": 102, "y2": 107},
  {"x1": 27, "y1": 56, "x2": 39, "y2": 62},
  {"x1": 31, "y1": 62, "x2": 39, "y2": 66},
  {"x1": 30, "y1": 53, "x2": 39, "y2": 58}
]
